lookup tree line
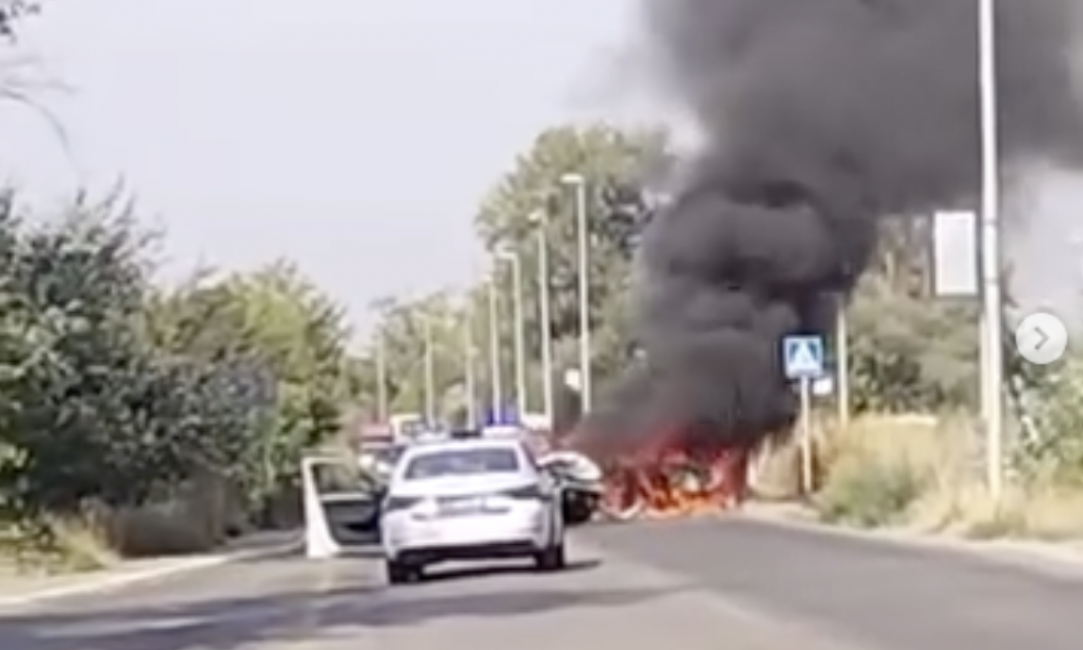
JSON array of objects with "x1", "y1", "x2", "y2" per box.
[
  {"x1": 365, "y1": 123, "x2": 984, "y2": 421},
  {"x1": 0, "y1": 194, "x2": 359, "y2": 557},
  {"x1": 366, "y1": 120, "x2": 1083, "y2": 485}
]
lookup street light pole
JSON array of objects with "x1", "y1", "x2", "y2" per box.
[
  {"x1": 462, "y1": 313, "x2": 477, "y2": 429},
  {"x1": 978, "y1": 0, "x2": 1004, "y2": 500},
  {"x1": 530, "y1": 209, "x2": 555, "y2": 427},
  {"x1": 375, "y1": 335, "x2": 388, "y2": 422},
  {"x1": 487, "y1": 275, "x2": 502, "y2": 420},
  {"x1": 423, "y1": 319, "x2": 436, "y2": 426},
  {"x1": 509, "y1": 253, "x2": 527, "y2": 416},
  {"x1": 495, "y1": 249, "x2": 527, "y2": 416},
  {"x1": 836, "y1": 294, "x2": 850, "y2": 427},
  {"x1": 561, "y1": 173, "x2": 592, "y2": 411}
]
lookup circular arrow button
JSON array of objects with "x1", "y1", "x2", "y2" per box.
[{"x1": 1015, "y1": 312, "x2": 1068, "y2": 365}]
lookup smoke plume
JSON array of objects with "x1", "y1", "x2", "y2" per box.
[{"x1": 581, "y1": 0, "x2": 1083, "y2": 450}]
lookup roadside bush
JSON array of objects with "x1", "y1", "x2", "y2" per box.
[
  {"x1": 0, "y1": 193, "x2": 354, "y2": 572},
  {"x1": 0, "y1": 487, "x2": 233, "y2": 572},
  {"x1": 817, "y1": 452, "x2": 925, "y2": 527},
  {"x1": 42, "y1": 513, "x2": 117, "y2": 572},
  {"x1": 813, "y1": 412, "x2": 1083, "y2": 540},
  {"x1": 0, "y1": 507, "x2": 116, "y2": 573},
  {"x1": 812, "y1": 415, "x2": 968, "y2": 528},
  {"x1": 910, "y1": 477, "x2": 1083, "y2": 540},
  {"x1": 108, "y1": 504, "x2": 216, "y2": 558}
]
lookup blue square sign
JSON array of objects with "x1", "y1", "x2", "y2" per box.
[{"x1": 783, "y1": 335, "x2": 825, "y2": 379}]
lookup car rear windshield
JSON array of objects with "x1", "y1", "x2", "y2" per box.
[{"x1": 403, "y1": 447, "x2": 521, "y2": 479}]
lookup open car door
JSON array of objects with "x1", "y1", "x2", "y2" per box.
[{"x1": 301, "y1": 455, "x2": 383, "y2": 558}]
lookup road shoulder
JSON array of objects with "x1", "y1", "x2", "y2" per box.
[
  {"x1": 739, "y1": 502, "x2": 1083, "y2": 577},
  {"x1": 0, "y1": 530, "x2": 299, "y2": 610}
]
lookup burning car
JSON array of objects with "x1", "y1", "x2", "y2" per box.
[
  {"x1": 536, "y1": 449, "x2": 605, "y2": 525},
  {"x1": 564, "y1": 423, "x2": 752, "y2": 522}
]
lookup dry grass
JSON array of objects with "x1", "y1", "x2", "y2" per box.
[
  {"x1": 812, "y1": 415, "x2": 941, "y2": 527},
  {"x1": 747, "y1": 437, "x2": 804, "y2": 498},
  {"x1": 810, "y1": 413, "x2": 1083, "y2": 540},
  {"x1": 910, "y1": 480, "x2": 1083, "y2": 540},
  {"x1": 0, "y1": 510, "x2": 117, "y2": 574},
  {"x1": 39, "y1": 512, "x2": 118, "y2": 572},
  {"x1": 1, "y1": 476, "x2": 252, "y2": 574}
]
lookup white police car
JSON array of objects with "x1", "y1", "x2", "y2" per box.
[{"x1": 379, "y1": 437, "x2": 565, "y2": 584}]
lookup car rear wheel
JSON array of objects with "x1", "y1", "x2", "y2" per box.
[
  {"x1": 385, "y1": 559, "x2": 423, "y2": 585},
  {"x1": 533, "y1": 541, "x2": 566, "y2": 571}
]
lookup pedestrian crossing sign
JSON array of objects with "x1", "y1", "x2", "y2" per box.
[{"x1": 783, "y1": 335, "x2": 825, "y2": 379}]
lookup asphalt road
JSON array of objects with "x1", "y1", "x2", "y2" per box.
[
  {"x1": 4, "y1": 518, "x2": 1082, "y2": 650},
  {"x1": 0, "y1": 535, "x2": 853, "y2": 650},
  {"x1": 582, "y1": 516, "x2": 1083, "y2": 650}
]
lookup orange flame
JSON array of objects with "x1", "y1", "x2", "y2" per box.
[{"x1": 596, "y1": 435, "x2": 750, "y2": 520}]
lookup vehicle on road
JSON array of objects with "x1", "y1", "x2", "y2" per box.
[
  {"x1": 433, "y1": 428, "x2": 603, "y2": 525},
  {"x1": 536, "y1": 450, "x2": 604, "y2": 525},
  {"x1": 379, "y1": 437, "x2": 566, "y2": 584}
]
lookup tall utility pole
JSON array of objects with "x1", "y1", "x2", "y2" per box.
[
  {"x1": 835, "y1": 294, "x2": 850, "y2": 426},
  {"x1": 978, "y1": 0, "x2": 1004, "y2": 501},
  {"x1": 375, "y1": 336, "x2": 388, "y2": 422},
  {"x1": 487, "y1": 275, "x2": 502, "y2": 419},
  {"x1": 511, "y1": 256, "x2": 527, "y2": 416},
  {"x1": 530, "y1": 209, "x2": 555, "y2": 427},
  {"x1": 561, "y1": 173, "x2": 592, "y2": 411},
  {"x1": 462, "y1": 313, "x2": 477, "y2": 428},
  {"x1": 423, "y1": 319, "x2": 436, "y2": 426},
  {"x1": 497, "y1": 249, "x2": 527, "y2": 416}
]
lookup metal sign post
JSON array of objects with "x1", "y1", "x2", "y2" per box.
[
  {"x1": 783, "y1": 335, "x2": 826, "y2": 496},
  {"x1": 799, "y1": 376, "x2": 813, "y2": 494}
]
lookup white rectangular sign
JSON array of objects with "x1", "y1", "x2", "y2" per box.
[{"x1": 932, "y1": 210, "x2": 979, "y2": 297}]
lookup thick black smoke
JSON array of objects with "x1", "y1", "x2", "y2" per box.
[{"x1": 580, "y1": 0, "x2": 1083, "y2": 450}]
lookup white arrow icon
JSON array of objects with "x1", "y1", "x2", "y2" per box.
[{"x1": 1015, "y1": 312, "x2": 1067, "y2": 365}]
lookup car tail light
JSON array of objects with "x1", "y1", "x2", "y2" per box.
[
  {"x1": 384, "y1": 496, "x2": 423, "y2": 512},
  {"x1": 504, "y1": 484, "x2": 547, "y2": 501}
]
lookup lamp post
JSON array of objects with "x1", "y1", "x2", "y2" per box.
[
  {"x1": 462, "y1": 314, "x2": 478, "y2": 429},
  {"x1": 423, "y1": 319, "x2": 436, "y2": 425},
  {"x1": 529, "y1": 209, "x2": 555, "y2": 427},
  {"x1": 560, "y1": 172, "x2": 592, "y2": 411},
  {"x1": 486, "y1": 274, "x2": 502, "y2": 421},
  {"x1": 977, "y1": 0, "x2": 1004, "y2": 500},
  {"x1": 375, "y1": 334, "x2": 388, "y2": 422},
  {"x1": 495, "y1": 248, "x2": 527, "y2": 416},
  {"x1": 836, "y1": 294, "x2": 850, "y2": 426}
]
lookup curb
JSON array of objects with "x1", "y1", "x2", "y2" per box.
[{"x1": 0, "y1": 536, "x2": 300, "y2": 609}]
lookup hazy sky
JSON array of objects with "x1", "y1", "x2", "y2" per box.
[{"x1": 0, "y1": 0, "x2": 646, "y2": 336}]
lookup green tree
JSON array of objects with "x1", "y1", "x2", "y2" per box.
[
  {"x1": 368, "y1": 292, "x2": 474, "y2": 422},
  {"x1": 846, "y1": 215, "x2": 979, "y2": 414},
  {"x1": 473, "y1": 123, "x2": 668, "y2": 398},
  {"x1": 0, "y1": 196, "x2": 162, "y2": 517},
  {"x1": 219, "y1": 263, "x2": 354, "y2": 497},
  {"x1": 0, "y1": 190, "x2": 361, "y2": 553},
  {"x1": 847, "y1": 281, "x2": 979, "y2": 413}
]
